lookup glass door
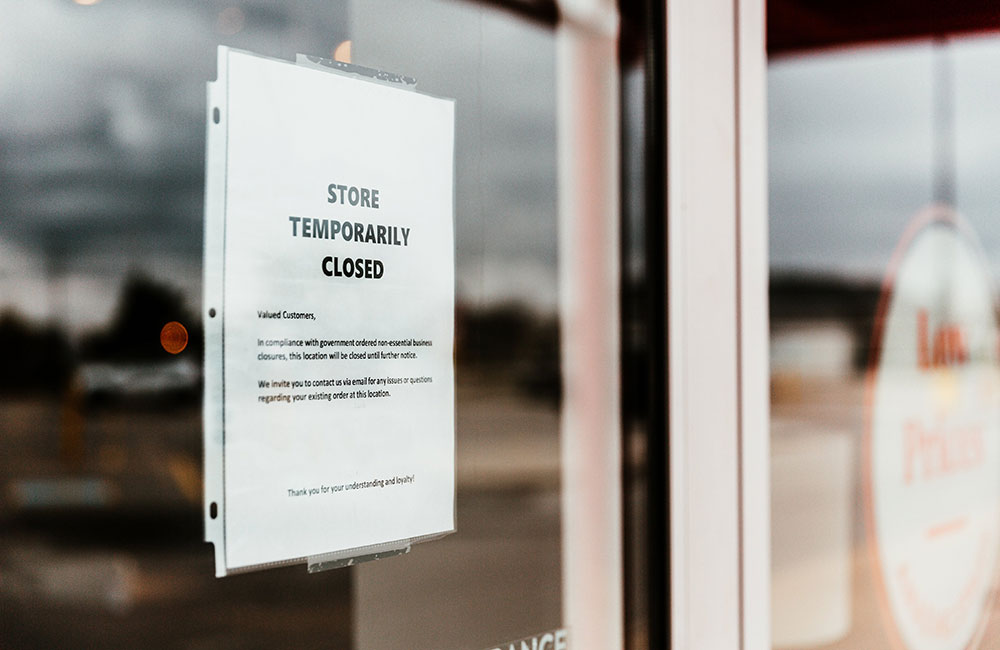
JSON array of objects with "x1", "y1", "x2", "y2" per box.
[{"x1": 0, "y1": 1, "x2": 624, "y2": 649}]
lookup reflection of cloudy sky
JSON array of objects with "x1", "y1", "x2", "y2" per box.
[
  {"x1": 0, "y1": 0, "x2": 345, "y2": 332},
  {"x1": 353, "y1": 0, "x2": 558, "y2": 312},
  {"x1": 770, "y1": 35, "x2": 1000, "y2": 280},
  {"x1": 9, "y1": 4, "x2": 1000, "y2": 331},
  {"x1": 0, "y1": 0, "x2": 557, "y2": 334},
  {"x1": 0, "y1": 0, "x2": 354, "y2": 330}
]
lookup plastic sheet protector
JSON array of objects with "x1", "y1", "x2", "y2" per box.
[{"x1": 203, "y1": 47, "x2": 456, "y2": 576}]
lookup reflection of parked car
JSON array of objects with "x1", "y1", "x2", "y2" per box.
[{"x1": 77, "y1": 358, "x2": 201, "y2": 408}]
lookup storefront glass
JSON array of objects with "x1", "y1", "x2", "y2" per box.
[
  {"x1": 770, "y1": 34, "x2": 1000, "y2": 650},
  {"x1": 0, "y1": 1, "x2": 568, "y2": 648}
]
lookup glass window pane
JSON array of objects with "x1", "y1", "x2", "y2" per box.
[
  {"x1": 0, "y1": 1, "x2": 564, "y2": 648},
  {"x1": 770, "y1": 35, "x2": 1000, "y2": 650}
]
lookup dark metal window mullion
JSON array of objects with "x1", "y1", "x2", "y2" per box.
[{"x1": 620, "y1": 0, "x2": 669, "y2": 648}]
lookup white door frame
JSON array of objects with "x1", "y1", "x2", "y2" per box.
[
  {"x1": 556, "y1": 2, "x2": 624, "y2": 649},
  {"x1": 665, "y1": 0, "x2": 769, "y2": 647},
  {"x1": 553, "y1": 0, "x2": 769, "y2": 646}
]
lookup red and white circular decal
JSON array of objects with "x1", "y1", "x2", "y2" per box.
[{"x1": 865, "y1": 207, "x2": 1000, "y2": 650}]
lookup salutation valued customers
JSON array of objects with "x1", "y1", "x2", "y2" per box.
[{"x1": 322, "y1": 255, "x2": 384, "y2": 279}]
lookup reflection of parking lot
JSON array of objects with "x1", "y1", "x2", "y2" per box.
[
  {"x1": 0, "y1": 374, "x2": 561, "y2": 650},
  {"x1": 358, "y1": 375, "x2": 561, "y2": 650},
  {"x1": 772, "y1": 374, "x2": 1000, "y2": 649},
  {"x1": 2, "y1": 397, "x2": 201, "y2": 517}
]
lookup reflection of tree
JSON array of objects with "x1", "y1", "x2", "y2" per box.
[
  {"x1": 771, "y1": 274, "x2": 881, "y2": 371},
  {"x1": 457, "y1": 302, "x2": 560, "y2": 404},
  {"x1": 81, "y1": 273, "x2": 202, "y2": 361},
  {"x1": 0, "y1": 310, "x2": 72, "y2": 393}
]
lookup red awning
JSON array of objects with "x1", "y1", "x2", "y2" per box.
[{"x1": 769, "y1": 0, "x2": 1000, "y2": 56}]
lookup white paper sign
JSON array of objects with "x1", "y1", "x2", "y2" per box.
[
  {"x1": 203, "y1": 48, "x2": 455, "y2": 575},
  {"x1": 866, "y1": 208, "x2": 1000, "y2": 650}
]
